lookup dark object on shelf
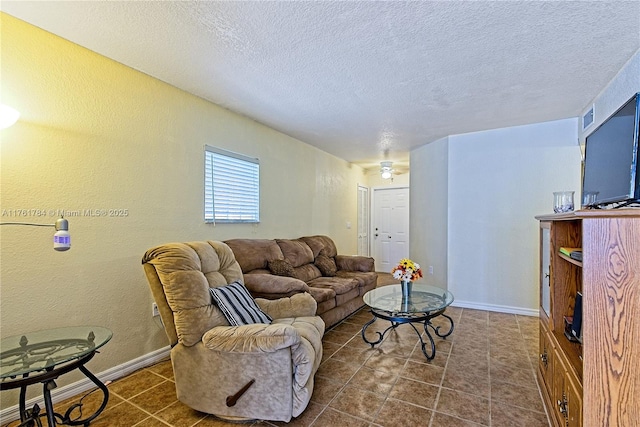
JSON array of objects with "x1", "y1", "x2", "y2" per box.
[
  {"x1": 563, "y1": 315, "x2": 573, "y2": 334},
  {"x1": 572, "y1": 292, "x2": 583, "y2": 342},
  {"x1": 570, "y1": 250, "x2": 583, "y2": 262},
  {"x1": 563, "y1": 316, "x2": 581, "y2": 343}
]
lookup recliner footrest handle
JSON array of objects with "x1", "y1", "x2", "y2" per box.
[{"x1": 226, "y1": 379, "x2": 255, "y2": 407}]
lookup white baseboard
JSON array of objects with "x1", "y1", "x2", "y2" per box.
[
  {"x1": 451, "y1": 300, "x2": 539, "y2": 317},
  {"x1": 0, "y1": 346, "x2": 171, "y2": 423}
]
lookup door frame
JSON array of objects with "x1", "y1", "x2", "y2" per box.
[{"x1": 357, "y1": 184, "x2": 370, "y2": 256}]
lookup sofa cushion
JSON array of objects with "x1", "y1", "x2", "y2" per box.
[
  {"x1": 335, "y1": 255, "x2": 375, "y2": 272},
  {"x1": 314, "y1": 254, "x2": 337, "y2": 277},
  {"x1": 276, "y1": 239, "x2": 315, "y2": 268},
  {"x1": 308, "y1": 276, "x2": 359, "y2": 295},
  {"x1": 268, "y1": 259, "x2": 295, "y2": 277},
  {"x1": 334, "y1": 286, "x2": 360, "y2": 307},
  {"x1": 316, "y1": 298, "x2": 337, "y2": 315},
  {"x1": 256, "y1": 293, "x2": 318, "y2": 319},
  {"x1": 225, "y1": 239, "x2": 284, "y2": 273},
  {"x1": 210, "y1": 281, "x2": 272, "y2": 326},
  {"x1": 306, "y1": 286, "x2": 336, "y2": 304},
  {"x1": 292, "y1": 264, "x2": 322, "y2": 283},
  {"x1": 306, "y1": 287, "x2": 337, "y2": 315},
  {"x1": 243, "y1": 273, "x2": 310, "y2": 299},
  {"x1": 301, "y1": 235, "x2": 338, "y2": 258},
  {"x1": 336, "y1": 270, "x2": 378, "y2": 289}
]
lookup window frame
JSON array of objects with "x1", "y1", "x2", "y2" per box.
[{"x1": 204, "y1": 145, "x2": 260, "y2": 224}]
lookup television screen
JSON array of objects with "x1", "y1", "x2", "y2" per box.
[{"x1": 582, "y1": 92, "x2": 640, "y2": 207}]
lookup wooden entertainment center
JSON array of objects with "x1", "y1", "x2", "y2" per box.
[{"x1": 535, "y1": 209, "x2": 640, "y2": 427}]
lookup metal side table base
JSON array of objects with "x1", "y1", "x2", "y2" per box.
[
  {"x1": 14, "y1": 353, "x2": 109, "y2": 427},
  {"x1": 1, "y1": 327, "x2": 112, "y2": 427}
]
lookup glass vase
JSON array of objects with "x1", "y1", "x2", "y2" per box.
[
  {"x1": 401, "y1": 280, "x2": 412, "y2": 299},
  {"x1": 553, "y1": 191, "x2": 575, "y2": 213}
]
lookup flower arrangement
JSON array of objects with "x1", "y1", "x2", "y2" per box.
[{"x1": 391, "y1": 258, "x2": 423, "y2": 282}]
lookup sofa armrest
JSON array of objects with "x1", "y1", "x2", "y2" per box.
[
  {"x1": 202, "y1": 323, "x2": 300, "y2": 353},
  {"x1": 256, "y1": 292, "x2": 318, "y2": 319},
  {"x1": 243, "y1": 274, "x2": 309, "y2": 298},
  {"x1": 335, "y1": 255, "x2": 375, "y2": 272}
]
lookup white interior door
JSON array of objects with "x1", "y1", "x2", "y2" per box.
[
  {"x1": 357, "y1": 185, "x2": 370, "y2": 256},
  {"x1": 372, "y1": 187, "x2": 410, "y2": 272}
]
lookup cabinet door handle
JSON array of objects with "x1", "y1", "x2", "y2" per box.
[
  {"x1": 557, "y1": 394, "x2": 568, "y2": 417},
  {"x1": 540, "y1": 351, "x2": 548, "y2": 367}
]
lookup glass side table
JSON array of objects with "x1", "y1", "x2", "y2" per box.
[
  {"x1": 361, "y1": 284, "x2": 455, "y2": 360},
  {"x1": 1, "y1": 326, "x2": 112, "y2": 426}
]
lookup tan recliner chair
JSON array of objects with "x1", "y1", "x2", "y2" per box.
[{"x1": 142, "y1": 241, "x2": 324, "y2": 422}]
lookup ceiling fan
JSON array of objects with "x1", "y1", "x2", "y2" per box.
[{"x1": 366, "y1": 161, "x2": 409, "y2": 179}]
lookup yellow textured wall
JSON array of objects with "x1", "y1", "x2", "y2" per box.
[
  {"x1": 0, "y1": 13, "x2": 365, "y2": 407},
  {"x1": 367, "y1": 171, "x2": 409, "y2": 188}
]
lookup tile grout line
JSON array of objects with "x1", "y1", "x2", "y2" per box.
[
  {"x1": 367, "y1": 331, "x2": 413, "y2": 424},
  {"x1": 323, "y1": 313, "x2": 441, "y2": 426},
  {"x1": 109, "y1": 375, "x2": 184, "y2": 427},
  {"x1": 314, "y1": 321, "x2": 374, "y2": 425},
  {"x1": 429, "y1": 307, "x2": 463, "y2": 427},
  {"x1": 487, "y1": 313, "x2": 492, "y2": 427},
  {"x1": 330, "y1": 322, "x2": 405, "y2": 425},
  {"x1": 517, "y1": 315, "x2": 554, "y2": 426},
  {"x1": 117, "y1": 391, "x2": 173, "y2": 426}
]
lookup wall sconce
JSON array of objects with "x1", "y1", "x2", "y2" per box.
[
  {"x1": 0, "y1": 104, "x2": 21, "y2": 129},
  {"x1": 0, "y1": 217, "x2": 71, "y2": 251},
  {"x1": 380, "y1": 161, "x2": 393, "y2": 180}
]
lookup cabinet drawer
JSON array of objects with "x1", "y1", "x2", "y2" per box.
[
  {"x1": 538, "y1": 324, "x2": 554, "y2": 392},
  {"x1": 552, "y1": 347, "x2": 583, "y2": 427},
  {"x1": 565, "y1": 373, "x2": 582, "y2": 427}
]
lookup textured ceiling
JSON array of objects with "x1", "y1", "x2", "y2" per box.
[{"x1": 2, "y1": 1, "x2": 639, "y2": 170}]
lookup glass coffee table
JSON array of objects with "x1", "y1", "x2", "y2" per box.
[
  {"x1": 0, "y1": 326, "x2": 112, "y2": 426},
  {"x1": 361, "y1": 284, "x2": 455, "y2": 360}
]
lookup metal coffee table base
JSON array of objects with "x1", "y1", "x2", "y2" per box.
[{"x1": 361, "y1": 308, "x2": 455, "y2": 360}]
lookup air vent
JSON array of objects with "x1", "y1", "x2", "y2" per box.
[{"x1": 582, "y1": 105, "x2": 594, "y2": 130}]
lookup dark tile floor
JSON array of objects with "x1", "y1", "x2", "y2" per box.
[{"x1": 5, "y1": 282, "x2": 549, "y2": 427}]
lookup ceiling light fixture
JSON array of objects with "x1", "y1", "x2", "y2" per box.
[
  {"x1": 0, "y1": 104, "x2": 21, "y2": 129},
  {"x1": 380, "y1": 161, "x2": 393, "y2": 179}
]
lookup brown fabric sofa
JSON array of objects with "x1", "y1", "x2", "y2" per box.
[
  {"x1": 224, "y1": 235, "x2": 377, "y2": 329},
  {"x1": 142, "y1": 241, "x2": 324, "y2": 422}
]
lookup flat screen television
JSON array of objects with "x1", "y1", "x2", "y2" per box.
[{"x1": 582, "y1": 92, "x2": 640, "y2": 208}]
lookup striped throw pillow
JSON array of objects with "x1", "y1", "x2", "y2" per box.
[{"x1": 210, "y1": 281, "x2": 272, "y2": 326}]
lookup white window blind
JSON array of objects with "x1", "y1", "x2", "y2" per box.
[{"x1": 204, "y1": 145, "x2": 260, "y2": 223}]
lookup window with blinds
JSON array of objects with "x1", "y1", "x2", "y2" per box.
[{"x1": 204, "y1": 146, "x2": 260, "y2": 223}]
